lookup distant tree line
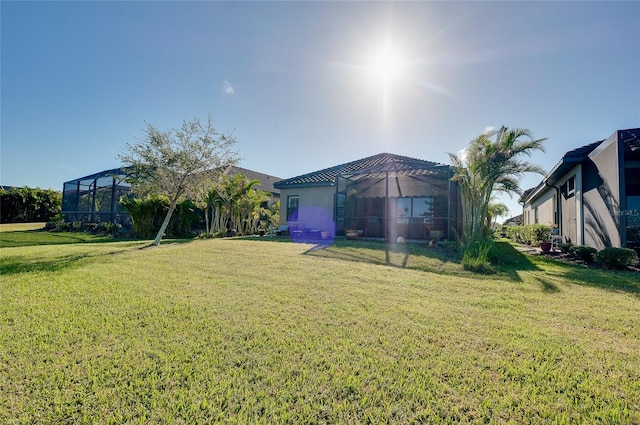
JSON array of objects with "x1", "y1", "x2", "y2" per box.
[{"x1": 0, "y1": 187, "x2": 61, "y2": 223}]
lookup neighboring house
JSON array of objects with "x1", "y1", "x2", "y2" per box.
[
  {"x1": 520, "y1": 128, "x2": 640, "y2": 251},
  {"x1": 273, "y1": 153, "x2": 462, "y2": 241},
  {"x1": 503, "y1": 214, "x2": 523, "y2": 226},
  {"x1": 224, "y1": 165, "x2": 281, "y2": 206},
  {"x1": 61, "y1": 166, "x2": 281, "y2": 225},
  {"x1": 62, "y1": 168, "x2": 132, "y2": 225}
]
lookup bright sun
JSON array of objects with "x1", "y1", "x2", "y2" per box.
[{"x1": 367, "y1": 41, "x2": 406, "y2": 86}]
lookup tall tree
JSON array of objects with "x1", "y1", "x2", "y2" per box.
[
  {"x1": 204, "y1": 174, "x2": 268, "y2": 236},
  {"x1": 119, "y1": 116, "x2": 239, "y2": 246},
  {"x1": 449, "y1": 126, "x2": 546, "y2": 245},
  {"x1": 487, "y1": 201, "x2": 510, "y2": 230}
]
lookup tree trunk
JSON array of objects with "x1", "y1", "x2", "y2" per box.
[
  {"x1": 204, "y1": 207, "x2": 210, "y2": 237},
  {"x1": 153, "y1": 200, "x2": 177, "y2": 246}
]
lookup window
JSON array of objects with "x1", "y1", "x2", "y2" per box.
[
  {"x1": 287, "y1": 195, "x2": 299, "y2": 221},
  {"x1": 336, "y1": 193, "x2": 346, "y2": 218},
  {"x1": 395, "y1": 197, "x2": 434, "y2": 224},
  {"x1": 396, "y1": 198, "x2": 412, "y2": 224},
  {"x1": 413, "y1": 197, "x2": 434, "y2": 224},
  {"x1": 567, "y1": 176, "x2": 575, "y2": 196},
  {"x1": 563, "y1": 175, "x2": 576, "y2": 197}
]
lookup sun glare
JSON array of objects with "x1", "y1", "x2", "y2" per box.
[{"x1": 367, "y1": 42, "x2": 406, "y2": 86}]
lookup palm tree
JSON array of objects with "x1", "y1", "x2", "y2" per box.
[
  {"x1": 487, "y1": 201, "x2": 510, "y2": 230},
  {"x1": 205, "y1": 174, "x2": 267, "y2": 236},
  {"x1": 449, "y1": 126, "x2": 546, "y2": 245}
]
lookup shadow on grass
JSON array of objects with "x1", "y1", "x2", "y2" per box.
[
  {"x1": 0, "y1": 228, "x2": 197, "y2": 248},
  {"x1": 492, "y1": 241, "x2": 542, "y2": 282},
  {"x1": 0, "y1": 229, "x2": 130, "y2": 248},
  {"x1": 0, "y1": 242, "x2": 145, "y2": 276},
  {"x1": 497, "y1": 240, "x2": 640, "y2": 296},
  {"x1": 549, "y1": 265, "x2": 640, "y2": 296},
  {"x1": 206, "y1": 236, "x2": 640, "y2": 294},
  {"x1": 300, "y1": 238, "x2": 462, "y2": 273},
  {"x1": 531, "y1": 276, "x2": 561, "y2": 293}
]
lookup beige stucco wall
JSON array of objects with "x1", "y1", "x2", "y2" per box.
[
  {"x1": 523, "y1": 188, "x2": 555, "y2": 226},
  {"x1": 523, "y1": 186, "x2": 553, "y2": 226},
  {"x1": 583, "y1": 136, "x2": 621, "y2": 249},
  {"x1": 279, "y1": 185, "x2": 336, "y2": 235},
  {"x1": 557, "y1": 166, "x2": 581, "y2": 245}
]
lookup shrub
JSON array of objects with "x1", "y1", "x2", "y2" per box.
[
  {"x1": 494, "y1": 225, "x2": 509, "y2": 239},
  {"x1": 462, "y1": 238, "x2": 496, "y2": 274},
  {"x1": 0, "y1": 187, "x2": 62, "y2": 223},
  {"x1": 44, "y1": 219, "x2": 122, "y2": 236},
  {"x1": 439, "y1": 240, "x2": 462, "y2": 253},
  {"x1": 506, "y1": 224, "x2": 551, "y2": 245},
  {"x1": 529, "y1": 224, "x2": 552, "y2": 245},
  {"x1": 570, "y1": 245, "x2": 598, "y2": 263},
  {"x1": 595, "y1": 247, "x2": 638, "y2": 269},
  {"x1": 558, "y1": 242, "x2": 573, "y2": 254},
  {"x1": 462, "y1": 255, "x2": 496, "y2": 274}
]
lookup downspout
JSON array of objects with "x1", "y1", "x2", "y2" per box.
[
  {"x1": 385, "y1": 171, "x2": 389, "y2": 242},
  {"x1": 545, "y1": 180, "x2": 562, "y2": 236},
  {"x1": 447, "y1": 166, "x2": 451, "y2": 241},
  {"x1": 334, "y1": 176, "x2": 339, "y2": 236}
]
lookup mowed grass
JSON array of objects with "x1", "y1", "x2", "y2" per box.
[
  {"x1": 1, "y1": 229, "x2": 639, "y2": 423},
  {"x1": 0, "y1": 223, "x2": 116, "y2": 248}
]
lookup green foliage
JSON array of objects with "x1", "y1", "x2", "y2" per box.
[
  {"x1": 169, "y1": 199, "x2": 202, "y2": 237},
  {"x1": 204, "y1": 174, "x2": 271, "y2": 237},
  {"x1": 119, "y1": 115, "x2": 239, "y2": 246},
  {"x1": 595, "y1": 247, "x2": 638, "y2": 269},
  {"x1": 0, "y1": 187, "x2": 61, "y2": 223},
  {"x1": 120, "y1": 196, "x2": 200, "y2": 238},
  {"x1": 461, "y1": 238, "x2": 496, "y2": 274},
  {"x1": 448, "y1": 126, "x2": 546, "y2": 244},
  {"x1": 45, "y1": 219, "x2": 122, "y2": 237},
  {"x1": 558, "y1": 242, "x2": 573, "y2": 254},
  {"x1": 570, "y1": 245, "x2": 598, "y2": 263},
  {"x1": 120, "y1": 195, "x2": 169, "y2": 238},
  {"x1": 494, "y1": 225, "x2": 509, "y2": 239},
  {"x1": 529, "y1": 224, "x2": 552, "y2": 245},
  {"x1": 438, "y1": 239, "x2": 462, "y2": 253},
  {"x1": 506, "y1": 224, "x2": 552, "y2": 245}
]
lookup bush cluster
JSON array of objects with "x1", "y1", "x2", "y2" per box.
[
  {"x1": 119, "y1": 196, "x2": 201, "y2": 238},
  {"x1": 505, "y1": 226, "x2": 638, "y2": 270},
  {"x1": 462, "y1": 238, "x2": 497, "y2": 274},
  {"x1": 594, "y1": 247, "x2": 638, "y2": 269},
  {"x1": 0, "y1": 187, "x2": 61, "y2": 223},
  {"x1": 46, "y1": 219, "x2": 122, "y2": 236},
  {"x1": 570, "y1": 245, "x2": 598, "y2": 263},
  {"x1": 506, "y1": 224, "x2": 552, "y2": 245}
]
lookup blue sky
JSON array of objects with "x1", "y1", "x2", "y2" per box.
[{"x1": 2, "y1": 1, "x2": 638, "y2": 219}]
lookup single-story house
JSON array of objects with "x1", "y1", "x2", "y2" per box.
[
  {"x1": 520, "y1": 128, "x2": 640, "y2": 251},
  {"x1": 273, "y1": 153, "x2": 462, "y2": 241},
  {"x1": 61, "y1": 166, "x2": 281, "y2": 225}
]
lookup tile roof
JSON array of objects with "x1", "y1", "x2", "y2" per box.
[
  {"x1": 274, "y1": 153, "x2": 447, "y2": 189},
  {"x1": 63, "y1": 166, "x2": 282, "y2": 195},
  {"x1": 225, "y1": 166, "x2": 282, "y2": 196}
]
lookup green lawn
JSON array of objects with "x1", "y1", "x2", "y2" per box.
[
  {"x1": 0, "y1": 223, "x2": 117, "y2": 248},
  {"x1": 1, "y1": 228, "x2": 639, "y2": 423}
]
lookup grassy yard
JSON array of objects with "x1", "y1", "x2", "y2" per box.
[{"x1": 1, "y1": 227, "x2": 639, "y2": 424}]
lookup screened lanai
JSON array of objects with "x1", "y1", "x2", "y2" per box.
[
  {"x1": 62, "y1": 168, "x2": 132, "y2": 225},
  {"x1": 335, "y1": 160, "x2": 461, "y2": 242}
]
